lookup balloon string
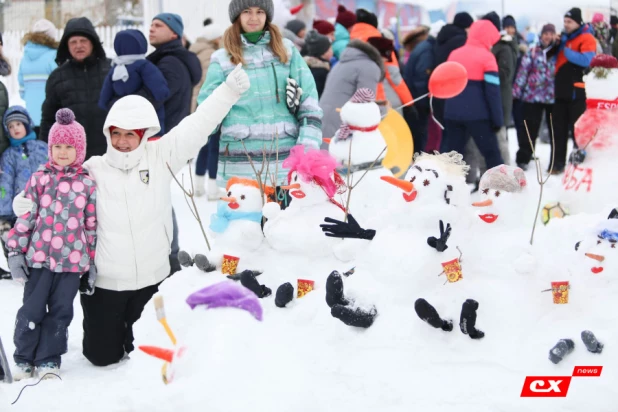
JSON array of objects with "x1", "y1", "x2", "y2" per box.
[
  {"x1": 391, "y1": 93, "x2": 429, "y2": 113},
  {"x1": 430, "y1": 95, "x2": 445, "y2": 130}
]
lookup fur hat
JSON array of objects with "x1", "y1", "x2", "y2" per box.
[
  {"x1": 479, "y1": 165, "x2": 527, "y2": 193},
  {"x1": 336, "y1": 5, "x2": 357, "y2": 29},
  {"x1": 48, "y1": 109, "x2": 87, "y2": 166},
  {"x1": 228, "y1": 0, "x2": 274, "y2": 23},
  {"x1": 32, "y1": 19, "x2": 57, "y2": 40}
]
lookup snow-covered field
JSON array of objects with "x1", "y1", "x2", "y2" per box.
[{"x1": 0, "y1": 133, "x2": 616, "y2": 411}]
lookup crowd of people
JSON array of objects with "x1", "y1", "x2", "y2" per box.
[{"x1": 0, "y1": 0, "x2": 614, "y2": 382}]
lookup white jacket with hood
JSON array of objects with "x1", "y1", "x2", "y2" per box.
[{"x1": 84, "y1": 82, "x2": 241, "y2": 291}]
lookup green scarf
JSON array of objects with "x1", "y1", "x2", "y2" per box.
[{"x1": 243, "y1": 31, "x2": 265, "y2": 44}]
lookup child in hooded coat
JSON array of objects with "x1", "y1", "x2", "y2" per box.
[
  {"x1": 0, "y1": 106, "x2": 48, "y2": 278},
  {"x1": 98, "y1": 29, "x2": 170, "y2": 134},
  {"x1": 7, "y1": 108, "x2": 97, "y2": 380}
]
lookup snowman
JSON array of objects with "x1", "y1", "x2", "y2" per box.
[
  {"x1": 562, "y1": 54, "x2": 618, "y2": 214},
  {"x1": 179, "y1": 178, "x2": 271, "y2": 271},
  {"x1": 575, "y1": 208, "x2": 618, "y2": 275},
  {"x1": 271, "y1": 0, "x2": 304, "y2": 31},
  {"x1": 263, "y1": 145, "x2": 347, "y2": 257},
  {"x1": 320, "y1": 152, "x2": 475, "y2": 329},
  {"x1": 328, "y1": 88, "x2": 395, "y2": 222}
]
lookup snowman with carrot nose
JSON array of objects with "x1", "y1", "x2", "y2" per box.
[{"x1": 575, "y1": 208, "x2": 618, "y2": 275}]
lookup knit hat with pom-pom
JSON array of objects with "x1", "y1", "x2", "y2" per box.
[
  {"x1": 48, "y1": 108, "x2": 87, "y2": 166},
  {"x1": 336, "y1": 5, "x2": 357, "y2": 29}
]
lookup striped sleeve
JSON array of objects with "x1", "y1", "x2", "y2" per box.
[{"x1": 289, "y1": 47, "x2": 323, "y2": 148}]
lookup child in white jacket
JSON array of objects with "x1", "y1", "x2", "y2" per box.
[{"x1": 14, "y1": 64, "x2": 250, "y2": 367}]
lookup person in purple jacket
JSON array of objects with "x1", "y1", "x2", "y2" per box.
[{"x1": 98, "y1": 30, "x2": 170, "y2": 134}]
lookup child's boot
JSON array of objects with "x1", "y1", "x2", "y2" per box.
[
  {"x1": 37, "y1": 362, "x2": 60, "y2": 379},
  {"x1": 13, "y1": 363, "x2": 34, "y2": 381}
]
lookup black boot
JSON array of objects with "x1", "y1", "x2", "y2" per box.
[
  {"x1": 240, "y1": 270, "x2": 272, "y2": 298},
  {"x1": 549, "y1": 339, "x2": 575, "y2": 364},
  {"x1": 414, "y1": 298, "x2": 453, "y2": 332},
  {"x1": 331, "y1": 304, "x2": 377, "y2": 328},
  {"x1": 275, "y1": 283, "x2": 295, "y2": 308},
  {"x1": 581, "y1": 330, "x2": 603, "y2": 354},
  {"x1": 178, "y1": 251, "x2": 194, "y2": 267},
  {"x1": 325, "y1": 271, "x2": 349, "y2": 308},
  {"x1": 459, "y1": 299, "x2": 484, "y2": 339},
  {"x1": 194, "y1": 254, "x2": 216, "y2": 272}
]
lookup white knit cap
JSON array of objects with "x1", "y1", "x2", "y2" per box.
[{"x1": 32, "y1": 19, "x2": 58, "y2": 40}]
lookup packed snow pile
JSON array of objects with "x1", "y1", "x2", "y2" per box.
[{"x1": 0, "y1": 136, "x2": 616, "y2": 412}]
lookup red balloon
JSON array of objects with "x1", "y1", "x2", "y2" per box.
[{"x1": 428, "y1": 62, "x2": 468, "y2": 99}]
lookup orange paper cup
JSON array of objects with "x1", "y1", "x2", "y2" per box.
[
  {"x1": 442, "y1": 258, "x2": 463, "y2": 283},
  {"x1": 551, "y1": 281, "x2": 569, "y2": 304},
  {"x1": 297, "y1": 279, "x2": 315, "y2": 298},
  {"x1": 222, "y1": 255, "x2": 240, "y2": 275}
]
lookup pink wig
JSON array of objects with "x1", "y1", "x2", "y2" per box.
[{"x1": 283, "y1": 145, "x2": 342, "y2": 198}]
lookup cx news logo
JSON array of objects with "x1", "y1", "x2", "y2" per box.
[{"x1": 520, "y1": 366, "x2": 603, "y2": 397}]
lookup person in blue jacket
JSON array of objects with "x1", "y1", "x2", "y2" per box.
[
  {"x1": 18, "y1": 19, "x2": 59, "y2": 136},
  {"x1": 99, "y1": 29, "x2": 170, "y2": 134},
  {"x1": 0, "y1": 106, "x2": 48, "y2": 278}
]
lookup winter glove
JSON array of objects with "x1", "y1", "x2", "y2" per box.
[
  {"x1": 427, "y1": 220, "x2": 451, "y2": 252},
  {"x1": 568, "y1": 148, "x2": 586, "y2": 165},
  {"x1": 8, "y1": 254, "x2": 28, "y2": 285},
  {"x1": 320, "y1": 214, "x2": 376, "y2": 240},
  {"x1": 275, "y1": 282, "x2": 295, "y2": 308},
  {"x1": 225, "y1": 63, "x2": 251, "y2": 95},
  {"x1": 79, "y1": 263, "x2": 97, "y2": 295},
  {"x1": 285, "y1": 78, "x2": 302, "y2": 115},
  {"x1": 12, "y1": 191, "x2": 34, "y2": 217},
  {"x1": 240, "y1": 270, "x2": 272, "y2": 298},
  {"x1": 227, "y1": 270, "x2": 262, "y2": 281}
]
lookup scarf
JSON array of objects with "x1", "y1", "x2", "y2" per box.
[
  {"x1": 9, "y1": 131, "x2": 37, "y2": 147},
  {"x1": 334, "y1": 123, "x2": 380, "y2": 141},
  {"x1": 112, "y1": 54, "x2": 146, "y2": 82},
  {"x1": 243, "y1": 31, "x2": 265, "y2": 44},
  {"x1": 209, "y1": 202, "x2": 263, "y2": 233}
]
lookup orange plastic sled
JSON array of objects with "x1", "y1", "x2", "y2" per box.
[{"x1": 379, "y1": 109, "x2": 414, "y2": 178}]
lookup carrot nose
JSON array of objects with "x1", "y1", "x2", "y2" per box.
[
  {"x1": 220, "y1": 196, "x2": 237, "y2": 202},
  {"x1": 380, "y1": 176, "x2": 414, "y2": 193},
  {"x1": 323, "y1": 138, "x2": 332, "y2": 144},
  {"x1": 280, "y1": 183, "x2": 301, "y2": 190},
  {"x1": 472, "y1": 199, "x2": 493, "y2": 207},
  {"x1": 585, "y1": 253, "x2": 605, "y2": 262},
  {"x1": 139, "y1": 345, "x2": 174, "y2": 363}
]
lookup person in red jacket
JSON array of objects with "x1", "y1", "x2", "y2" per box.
[
  {"x1": 550, "y1": 7, "x2": 597, "y2": 174},
  {"x1": 440, "y1": 20, "x2": 504, "y2": 169}
]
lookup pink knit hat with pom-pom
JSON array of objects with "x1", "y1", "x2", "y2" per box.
[
  {"x1": 48, "y1": 108, "x2": 87, "y2": 166},
  {"x1": 283, "y1": 145, "x2": 345, "y2": 199}
]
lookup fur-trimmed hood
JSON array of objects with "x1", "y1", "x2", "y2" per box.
[
  {"x1": 342, "y1": 39, "x2": 385, "y2": 81},
  {"x1": 303, "y1": 56, "x2": 330, "y2": 70},
  {"x1": 22, "y1": 32, "x2": 59, "y2": 49}
]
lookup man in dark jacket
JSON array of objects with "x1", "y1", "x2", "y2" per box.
[
  {"x1": 551, "y1": 7, "x2": 597, "y2": 174},
  {"x1": 147, "y1": 13, "x2": 202, "y2": 132},
  {"x1": 441, "y1": 20, "x2": 504, "y2": 169},
  {"x1": 432, "y1": 12, "x2": 473, "y2": 125},
  {"x1": 40, "y1": 17, "x2": 111, "y2": 159}
]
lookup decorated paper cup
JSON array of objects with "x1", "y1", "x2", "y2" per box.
[
  {"x1": 297, "y1": 279, "x2": 315, "y2": 298},
  {"x1": 442, "y1": 258, "x2": 463, "y2": 283},
  {"x1": 222, "y1": 255, "x2": 240, "y2": 275},
  {"x1": 551, "y1": 281, "x2": 569, "y2": 304}
]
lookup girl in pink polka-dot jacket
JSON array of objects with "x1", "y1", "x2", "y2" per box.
[{"x1": 6, "y1": 108, "x2": 97, "y2": 379}]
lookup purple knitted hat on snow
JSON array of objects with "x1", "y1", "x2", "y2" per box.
[
  {"x1": 186, "y1": 281, "x2": 263, "y2": 321},
  {"x1": 48, "y1": 108, "x2": 87, "y2": 166}
]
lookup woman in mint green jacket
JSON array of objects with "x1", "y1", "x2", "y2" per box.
[{"x1": 198, "y1": 0, "x2": 322, "y2": 190}]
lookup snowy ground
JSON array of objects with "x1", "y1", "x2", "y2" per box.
[{"x1": 0, "y1": 131, "x2": 616, "y2": 411}]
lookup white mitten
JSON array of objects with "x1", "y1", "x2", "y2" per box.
[
  {"x1": 225, "y1": 63, "x2": 251, "y2": 95},
  {"x1": 262, "y1": 202, "x2": 282, "y2": 220},
  {"x1": 13, "y1": 191, "x2": 34, "y2": 217}
]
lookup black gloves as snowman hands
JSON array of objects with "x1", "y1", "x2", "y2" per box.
[
  {"x1": 320, "y1": 214, "x2": 376, "y2": 240},
  {"x1": 427, "y1": 220, "x2": 451, "y2": 252}
]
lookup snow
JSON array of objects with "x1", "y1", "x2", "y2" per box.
[{"x1": 0, "y1": 131, "x2": 616, "y2": 411}]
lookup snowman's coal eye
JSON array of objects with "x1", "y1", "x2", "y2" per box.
[
  {"x1": 410, "y1": 176, "x2": 416, "y2": 183},
  {"x1": 294, "y1": 174, "x2": 298, "y2": 182},
  {"x1": 597, "y1": 240, "x2": 602, "y2": 245},
  {"x1": 495, "y1": 190, "x2": 501, "y2": 197},
  {"x1": 482, "y1": 189, "x2": 489, "y2": 195},
  {"x1": 423, "y1": 179, "x2": 430, "y2": 186},
  {"x1": 240, "y1": 195, "x2": 245, "y2": 200},
  {"x1": 227, "y1": 191, "x2": 232, "y2": 197}
]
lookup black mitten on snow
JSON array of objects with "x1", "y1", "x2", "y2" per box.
[
  {"x1": 427, "y1": 220, "x2": 451, "y2": 252},
  {"x1": 414, "y1": 298, "x2": 453, "y2": 332},
  {"x1": 178, "y1": 251, "x2": 194, "y2": 267},
  {"x1": 459, "y1": 299, "x2": 484, "y2": 339},
  {"x1": 275, "y1": 282, "x2": 295, "y2": 308},
  {"x1": 581, "y1": 330, "x2": 603, "y2": 354},
  {"x1": 320, "y1": 214, "x2": 376, "y2": 240},
  {"x1": 227, "y1": 270, "x2": 262, "y2": 281},
  {"x1": 194, "y1": 254, "x2": 216, "y2": 272},
  {"x1": 549, "y1": 339, "x2": 575, "y2": 364},
  {"x1": 331, "y1": 304, "x2": 377, "y2": 328},
  {"x1": 326, "y1": 271, "x2": 350, "y2": 308},
  {"x1": 240, "y1": 270, "x2": 271, "y2": 298}
]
